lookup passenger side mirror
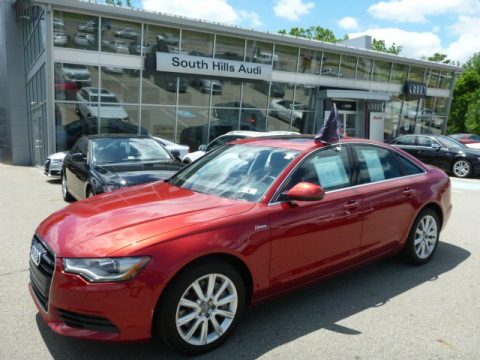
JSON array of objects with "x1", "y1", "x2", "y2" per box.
[
  {"x1": 71, "y1": 153, "x2": 86, "y2": 162},
  {"x1": 283, "y1": 182, "x2": 326, "y2": 202}
]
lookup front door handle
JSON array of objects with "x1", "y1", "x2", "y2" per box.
[{"x1": 344, "y1": 201, "x2": 360, "y2": 213}]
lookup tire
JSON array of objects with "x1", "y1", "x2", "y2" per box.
[
  {"x1": 61, "y1": 172, "x2": 75, "y2": 202},
  {"x1": 402, "y1": 209, "x2": 440, "y2": 265},
  {"x1": 155, "y1": 260, "x2": 246, "y2": 355},
  {"x1": 452, "y1": 159, "x2": 472, "y2": 178},
  {"x1": 85, "y1": 186, "x2": 95, "y2": 198}
]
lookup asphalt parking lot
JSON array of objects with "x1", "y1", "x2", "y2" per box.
[{"x1": 0, "y1": 164, "x2": 479, "y2": 359}]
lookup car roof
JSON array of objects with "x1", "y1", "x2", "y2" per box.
[
  {"x1": 83, "y1": 134, "x2": 153, "y2": 141},
  {"x1": 222, "y1": 130, "x2": 299, "y2": 138},
  {"x1": 233, "y1": 136, "x2": 389, "y2": 151}
]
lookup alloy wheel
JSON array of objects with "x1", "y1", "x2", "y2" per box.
[
  {"x1": 453, "y1": 160, "x2": 470, "y2": 177},
  {"x1": 414, "y1": 215, "x2": 438, "y2": 259},
  {"x1": 175, "y1": 273, "x2": 238, "y2": 346}
]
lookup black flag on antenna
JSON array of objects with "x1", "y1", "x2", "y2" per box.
[{"x1": 314, "y1": 103, "x2": 342, "y2": 143}]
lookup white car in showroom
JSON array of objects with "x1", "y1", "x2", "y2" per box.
[
  {"x1": 182, "y1": 130, "x2": 299, "y2": 164},
  {"x1": 76, "y1": 87, "x2": 129, "y2": 121}
]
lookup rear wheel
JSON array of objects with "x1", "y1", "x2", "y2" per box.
[
  {"x1": 61, "y1": 172, "x2": 75, "y2": 202},
  {"x1": 452, "y1": 159, "x2": 472, "y2": 178},
  {"x1": 156, "y1": 260, "x2": 245, "y2": 355},
  {"x1": 402, "y1": 209, "x2": 440, "y2": 265}
]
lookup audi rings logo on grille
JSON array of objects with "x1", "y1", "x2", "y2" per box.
[{"x1": 30, "y1": 243, "x2": 45, "y2": 267}]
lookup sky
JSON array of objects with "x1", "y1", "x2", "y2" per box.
[{"x1": 126, "y1": 0, "x2": 480, "y2": 64}]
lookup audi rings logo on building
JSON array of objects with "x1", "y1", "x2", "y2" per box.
[{"x1": 404, "y1": 81, "x2": 427, "y2": 98}]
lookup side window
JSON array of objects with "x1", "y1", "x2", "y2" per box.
[
  {"x1": 353, "y1": 145, "x2": 401, "y2": 184},
  {"x1": 417, "y1": 136, "x2": 432, "y2": 147},
  {"x1": 392, "y1": 136, "x2": 415, "y2": 145},
  {"x1": 395, "y1": 153, "x2": 424, "y2": 175},
  {"x1": 281, "y1": 146, "x2": 351, "y2": 196}
]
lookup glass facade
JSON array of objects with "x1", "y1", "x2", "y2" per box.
[{"x1": 38, "y1": 8, "x2": 455, "y2": 156}]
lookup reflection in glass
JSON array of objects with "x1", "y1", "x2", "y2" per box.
[
  {"x1": 371, "y1": 60, "x2": 391, "y2": 82},
  {"x1": 391, "y1": 63, "x2": 408, "y2": 84},
  {"x1": 177, "y1": 107, "x2": 210, "y2": 151},
  {"x1": 55, "y1": 102, "x2": 97, "y2": 151},
  {"x1": 53, "y1": 11, "x2": 99, "y2": 50},
  {"x1": 416, "y1": 97, "x2": 435, "y2": 134},
  {"x1": 439, "y1": 72, "x2": 453, "y2": 90},
  {"x1": 384, "y1": 96, "x2": 402, "y2": 141},
  {"x1": 273, "y1": 44, "x2": 298, "y2": 72},
  {"x1": 434, "y1": 97, "x2": 448, "y2": 116},
  {"x1": 399, "y1": 98, "x2": 419, "y2": 135},
  {"x1": 340, "y1": 54, "x2": 357, "y2": 79},
  {"x1": 141, "y1": 106, "x2": 176, "y2": 141},
  {"x1": 211, "y1": 79, "x2": 241, "y2": 105},
  {"x1": 321, "y1": 52, "x2": 341, "y2": 77},
  {"x1": 178, "y1": 75, "x2": 209, "y2": 107},
  {"x1": 299, "y1": 49, "x2": 321, "y2": 74},
  {"x1": 54, "y1": 63, "x2": 98, "y2": 101},
  {"x1": 356, "y1": 57, "x2": 373, "y2": 81},
  {"x1": 245, "y1": 40, "x2": 274, "y2": 64},
  {"x1": 182, "y1": 30, "x2": 214, "y2": 57},
  {"x1": 98, "y1": 105, "x2": 141, "y2": 135},
  {"x1": 428, "y1": 69, "x2": 440, "y2": 88},
  {"x1": 240, "y1": 108, "x2": 267, "y2": 131},
  {"x1": 101, "y1": 17, "x2": 141, "y2": 54},
  {"x1": 143, "y1": 72, "x2": 177, "y2": 106},
  {"x1": 408, "y1": 66, "x2": 426, "y2": 82},
  {"x1": 101, "y1": 66, "x2": 140, "y2": 103},
  {"x1": 215, "y1": 35, "x2": 245, "y2": 60},
  {"x1": 144, "y1": 24, "x2": 178, "y2": 56},
  {"x1": 243, "y1": 81, "x2": 268, "y2": 109}
]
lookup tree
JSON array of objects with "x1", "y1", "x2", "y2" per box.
[
  {"x1": 371, "y1": 38, "x2": 402, "y2": 55},
  {"x1": 448, "y1": 52, "x2": 480, "y2": 134},
  {"x1": 278, "y1": 26, "x2": 346, "y2": 43}
]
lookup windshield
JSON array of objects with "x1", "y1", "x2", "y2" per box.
[
  {"x1": 438, "y1": 136, "x2": 466, "y2": 148},
  {"x1": 93, "y1": 138, "x2": 172, "y2": 164},
  {"x1": 169, "y1": 144, "x2": 300, "y2": 202}
]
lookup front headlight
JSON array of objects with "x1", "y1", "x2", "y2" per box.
[
  {"x1": 102, "y1": 181, "x2": 126, "y2": 192},
  {"x1": 63, "y1": 256, "x2": 150, "y2": 282}
]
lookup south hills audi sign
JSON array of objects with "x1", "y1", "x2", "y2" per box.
[{"x1": 156, "y1": 53, "x2": 273, "y2": 80}]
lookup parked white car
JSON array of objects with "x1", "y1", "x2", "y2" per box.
[
  {"x1": 44, "y1": 151, "x2": 67, "y2": 178},
  {"x1": 102, "y1": 39, "x2": 129, "y2": 54},
  {"x1": 76, "y1": 87, "x2": 129, "y2": 121},
  {"x1": 73, "y1": 32, "x2": 96, "y2": 48},
  {"x1": 182, "y1": 130, "x2": 299, "y2": 164},
  {"x1": 59, "y1": 63, "x2": 91, "y2": 87},
  {"x1": 153, "y1": 137, "x2": 190, "y2": 158},
  {"x1": 270, "y1": 99, "x2": 306, "y2": 128}
]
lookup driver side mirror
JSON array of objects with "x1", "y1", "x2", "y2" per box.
[
  {"x1": 198, "y1": 144, "x2": 207, "y2": 152},
  {"x1": 283, "y1": 182, "x2": 326, "y2": 202},
  {"x1": 431, "y1": 143, "x2": 442, "y2": 150},
  {"x1": 170, "y1": 149, "x2": 181, "y2": 161}
]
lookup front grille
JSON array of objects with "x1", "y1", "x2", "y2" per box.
[
  {"x1": 29, "y1": 235, "x2": 55, "y2": 311},
  {"x1": 57, "y1": 309, "x2": 119, "y2": 333}
]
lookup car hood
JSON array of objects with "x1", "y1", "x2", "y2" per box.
[
  {"x1": 88, "y1": 106, "x2": 129, "y2": 119},
  {"x1": 93, "y1": 161, "x2": 184, "y2": 186},
  {"x1": 37, "y1": 181, "x2": 255, "y2": 258},
  {"x1": 48, "y1": 151, "x2": 67, "y2": 161}
]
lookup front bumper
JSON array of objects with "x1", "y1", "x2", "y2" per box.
[
  {"x1": 29, "y1": 242, "x2": 164, "y2": 342},
  {"x1": 44, "y1": 159, "x2": 62, "y2": 178}
]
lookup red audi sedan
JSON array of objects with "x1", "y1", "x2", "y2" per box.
[{"x1": 29, "y1": 136, "x2": 452, "y2": 354}]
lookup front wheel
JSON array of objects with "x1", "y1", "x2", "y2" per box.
[
  {"x1": 402, "y1": 209, "x2": 440, "y2": 265},
  {"x1": 156, "y1": 261, "x2": 245, "y2": 355},
  {"x1": 61, "y1": 172, "x2": 75, "y2": 202},
  {"x1": 452, "y1": 159, "x2": 472, "y2": 178}
]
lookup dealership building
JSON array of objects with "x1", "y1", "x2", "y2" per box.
[{"x1": 0, "y1": 0, "x2": 463, "y2": 166}]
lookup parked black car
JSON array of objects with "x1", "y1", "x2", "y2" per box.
[
  {"x1": 61, "y1": 135, "x2": 185, "y2": 201},
  {"x1": 390, "y1": 134, "x2": 480, "y2": 178}
]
